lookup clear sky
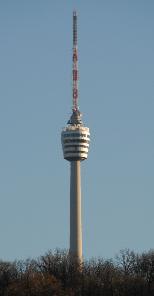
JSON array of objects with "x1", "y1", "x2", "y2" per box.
[{"x1": 0, "y1": 0, "x2": 154, "y2": 261}]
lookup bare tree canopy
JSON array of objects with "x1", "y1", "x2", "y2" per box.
[{"x1": 0, "y1": 249, "x2": 154, "y2": 296}]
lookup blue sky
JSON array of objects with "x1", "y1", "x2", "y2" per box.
[{"x1": 0, "y1": 0, "x2": 154, "y2": 261}]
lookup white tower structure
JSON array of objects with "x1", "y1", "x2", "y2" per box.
[{"x1": 61, "y1": 11, "x2": 90, "y2": 262}]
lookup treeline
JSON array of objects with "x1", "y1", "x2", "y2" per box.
[{"x1": 0, "y1": 249, "x2": 154, "y2": 295}]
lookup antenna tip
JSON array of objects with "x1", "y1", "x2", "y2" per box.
[{"x1": 73, "y1": 10, "x2": 77, "y2": 16}]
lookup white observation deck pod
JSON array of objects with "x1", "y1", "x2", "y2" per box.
[{"x1": 61, "y1": 110, "x2": 90, "y2": 161}]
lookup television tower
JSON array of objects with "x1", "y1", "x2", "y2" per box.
[{"x1": 61, "y1": 11, "x2": 90, "y2": 262}]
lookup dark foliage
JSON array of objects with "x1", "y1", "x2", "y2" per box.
[{"x1": 0, "y1": 249, "x2": 154, "y2": 295}]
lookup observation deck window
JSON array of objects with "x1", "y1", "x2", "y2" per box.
[
  {"x1": 65, "y1": 151, "x2": 87, "y2": 154},
  {"x1": 64, "y1": 139, "x2": 89, "y2": 144},
  {"x1": 63, "y1": 133, "x2": 88, "y2": 138},
  {"x1": 64, "y1": 145, "x2": 88, "y2": 149}
]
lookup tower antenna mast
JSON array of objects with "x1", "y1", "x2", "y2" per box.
[{"x1": 72, "y1": 11, "x2": 78, "y2": 112}]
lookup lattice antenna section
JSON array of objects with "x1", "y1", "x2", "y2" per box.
[{"x1": 72, "y1": 11, "x2": 79, "y2": 112}]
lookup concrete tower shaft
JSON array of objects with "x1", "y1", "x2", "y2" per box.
[{"x1": 70, "y1": 161, "x2": 82, "y2": 259}]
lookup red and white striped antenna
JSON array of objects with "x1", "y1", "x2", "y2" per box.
[{"x1": 72, "y1": 11, "x2": 79, "y2": 112}]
